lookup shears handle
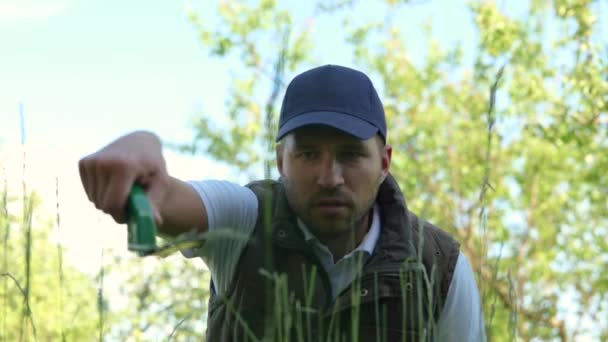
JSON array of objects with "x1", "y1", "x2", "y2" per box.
[
  {"x1": 127, "y1": 184, "x2": 157, "y2": 256},
  {"x1": 127, "y1": 184, "x2": 203, "y2": 257}
]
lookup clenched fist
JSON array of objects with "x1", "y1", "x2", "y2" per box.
[{"x1": 78, "y1": 131, "x2": 169, "y2": 225}]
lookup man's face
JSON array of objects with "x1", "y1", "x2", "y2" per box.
[{"x1": 276, "y1": 125, "x2": 392, "y2": 240}]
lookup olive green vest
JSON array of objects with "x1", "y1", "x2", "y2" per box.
[{"x1": 206, "y1": 174, "x2": 460, "y2": 341}]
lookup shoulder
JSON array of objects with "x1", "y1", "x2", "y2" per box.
[
  {"x1": 407, "y1": 211, "x2": 461, "y2": 306},
  {"x1": 407, "y1": 211, "x2": 459, "y2": 252},
  {"x1": 245, "y1": 179, "x2": 286, "y2": 208},
  {"x1": 245, "y1": 179, "x2": 282, "y2": 194},
  {"x1": 407, "y1": 211, "x2": 460, "y2": 262}
]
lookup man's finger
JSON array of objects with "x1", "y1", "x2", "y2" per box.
[
  {"x1": 78, "y1": 158, "x2": 94, "y2": 202},
  {"x1": 94, "y1": 161, "x2": 109, "y2": 210},
  {"x1": 102, "y1": 170, "x2": 134, "y2": 224}
]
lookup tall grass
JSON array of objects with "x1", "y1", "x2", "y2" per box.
[
  {"x1": 2, "y1": 166, "x2": 8, "y2": 340},
  {"x1": 19, "y1": 192, "x2": 35, "y2": 341},
  {"x1": 0, "y1": 103, "x2": 38, "y2": 341},
  {"x1": 20, "y1": 103, "x2": 37, "y2": 342},
  {"x1": 54, "y1": 176, "x2": 65, "y2": 342},
  {"x1": 97, "y1": 248, "x2": 105, "y2": 342},
  {"x1": 477, "y1": 65, "x2": 507, "y2": 342},
  {"x1": 148, "y1": 56, "x2": 505, "y2": 342},
  {"x1": 0, "y1": 64, "x2": 524, "y2": 341}
]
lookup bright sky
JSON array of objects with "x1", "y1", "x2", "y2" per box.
[
  {"x1": 0, "y1": 0, "x2": 477, "y2": 146},
  {"x1": 0, "y1": 0, "x2": 228, "y2": 148},
  {"x1": 0, "y1": 0, "x2": 474, "y2": 272}
]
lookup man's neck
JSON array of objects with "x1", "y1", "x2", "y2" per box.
[{"x1": 321, "y1": 210, "x2": 372, "y2": 261}]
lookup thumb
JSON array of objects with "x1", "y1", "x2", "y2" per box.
[{"x1": 142, "y1": 174, "x2": 169, "y2": 227}]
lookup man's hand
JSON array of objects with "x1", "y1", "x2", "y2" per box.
[
  {"x1": 79, "y1": 130, "x2": 208, "y2": 237},
  {"x1": 78, "y1": 131, "x2": 169, "y2": 226}
]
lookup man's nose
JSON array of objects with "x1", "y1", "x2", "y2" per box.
[{"x1": 317, "y1": 155, "x2": 344, "y2": 188}]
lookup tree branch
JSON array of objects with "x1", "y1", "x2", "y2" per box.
[{"x1": 465, "y1": 247, "x2": 568, "y2": 341}]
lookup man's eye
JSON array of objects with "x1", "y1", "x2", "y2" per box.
[
  {"x1": 340, "y1": 151, "x2": 362, "y2": 160},
  {"x1": 300, "y1": 151, "x2": 318, "y2": 159}
]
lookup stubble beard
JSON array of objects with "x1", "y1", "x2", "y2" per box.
[{"x1": 282, "y1": 178, "x2": 379, "y2": 241}]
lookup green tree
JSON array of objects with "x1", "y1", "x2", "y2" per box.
[
  {"x1": 185, "y1": 0, "x2": 607, "y2": 340},
  {"x1": 0, "y1": 174, "x2": 212, "y2": 341},
  {"x1": 102, "y1": 253, "x2": 211, "y2": 341},
  {"x1": 185, "y1": 0, "x2": 313, "y2": 178},
  {"x1": 1, "y1": 191, "x2": 100, "y2": 341}
]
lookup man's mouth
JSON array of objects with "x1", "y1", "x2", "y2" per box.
[
  {"x1": 315, "y1": 199, "x2": 350, "y2": 214},
  {"x1": 316, "y1": 198, "x2": 349, "y2": 206}
]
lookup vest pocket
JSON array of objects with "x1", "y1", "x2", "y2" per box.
[{"x1": 326, "y1": 265, "x2": 437, "y2": 340}]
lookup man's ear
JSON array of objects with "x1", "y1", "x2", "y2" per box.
[
  {"x1": 276, "y1": 144, "x2": 285, "y2": 177},
  {"x1": 381, "y1": 144, "x2": 392, "y2": 180}
]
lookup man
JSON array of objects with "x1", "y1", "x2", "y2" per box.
[{"x1": 80, "y1": 65, "x2": 485, "y2": 341}]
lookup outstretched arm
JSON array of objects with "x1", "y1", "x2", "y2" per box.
[{"x1": 78, "y1": 130, "x2": 208, "y2": 237}]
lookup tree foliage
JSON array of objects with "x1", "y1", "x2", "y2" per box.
[
  {"x1": 1, "y1": 191, "x2": 99, "y2": 341},
  {"x1": 186, "y1": 0, "x2": 607, "y2": 340},
  {"x1": 102, "y1": 253, "x2": 211, "y2": 341},
  {"x1": 0, "y1": 185, "x2": 211, "y2": 341},
  {"x1": 3, "y1": 1, "x2": 605, "y2": 340}
]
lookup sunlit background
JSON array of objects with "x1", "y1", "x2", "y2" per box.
[
  {"x1": 0, "y1": 0, "x2": 478, "y2": 275},
  {"x1": 1, "y1": 0, "x2": 607, "y2": 340}
]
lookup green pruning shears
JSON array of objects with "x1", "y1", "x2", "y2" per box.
[{"x1": 127, "y1": 184, "x2": 203, "y2": 257}]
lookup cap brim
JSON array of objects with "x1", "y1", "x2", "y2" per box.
[{"x1": 276, "y1": 111, "x2": 378, "y2": 142}]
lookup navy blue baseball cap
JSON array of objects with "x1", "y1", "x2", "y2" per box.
[{"x1": 276, "y1": 65, "x2": 387, "y2": 143}]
